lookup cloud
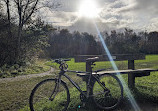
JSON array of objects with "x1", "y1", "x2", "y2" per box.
[
  {"x1": 67, "y1": 0, "x2": 136, "y2": 33},
  {"x1": 51, "y1": 0, "x2": 80, "y2": 12},
  {"x1": 136, "y1": 0, "x2": 158, "y2": 12},
  {"x1": 97, "y1": 0, "x2": 135, "y2": 29},
  {"x1": 68, "y1": 17, "x2": 112, "y2": 34},
  {"x1": 97, "y1": 0, "x2": 158, "y2": 32},
  {"x1": 144, "y1": 17, "x2": 158, "y2": 32},
  {"x1": 39, "y1": 7, "x2": 78, "y2": 26},
  {"x1": 40, "y1": 0, "x2": 158, "y2": 33}
]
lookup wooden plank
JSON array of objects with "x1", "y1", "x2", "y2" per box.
[
  {"x1": 77, "y1": 68, "x2": 158, "y2": 77},
  {"x1": 75, "y1": 54, "x2": 145, "y2": 62}
]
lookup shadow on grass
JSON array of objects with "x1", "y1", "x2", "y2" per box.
[
  {"x1": 133, "y1": 86, "x2": 158, "y2": 103},
  {"x1": 66, "y1": 87, "x2": 158, "y2": 111},
  {"x1": 66, "y1": 97, "x2": 133, "y2": 111}
]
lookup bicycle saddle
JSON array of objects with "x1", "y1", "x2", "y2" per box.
[{"x1": 86, "y1": 57, "x2": 99, "y2": 63}]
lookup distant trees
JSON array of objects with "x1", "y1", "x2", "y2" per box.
[
  {"x1": 46, "y1": 27, "x2": 158, "y2": 58},
  {"x1": 102, "y1": 28, "x2": 140, "y2": 54},
  {"x1": 48, "y1": 29, "x2": 99, "y2": 58},
  {"x1": 100, "y1": 29, "x2": 158, "y2": 55},
  {"x1": 145, "y1": 31, "x2": 158, "y2": 54}
]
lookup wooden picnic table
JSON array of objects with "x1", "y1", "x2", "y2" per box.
[{"x1": 75, "y1": 54, "x2": 158, "y2": 88}]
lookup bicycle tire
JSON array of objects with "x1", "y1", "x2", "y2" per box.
[
  {"x1": 29, "y1": 79, "x2": 70, "y2": 111},
  {"x1": 92, "y1": 74, "x2": 123, "y2": 110}
]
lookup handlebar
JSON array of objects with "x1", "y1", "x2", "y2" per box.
[
  {"x1": 53, "y1": 59, "x2": 71, "y2": 70},
  {"x1": 53, "y1": 58, "x2": 104, "y2": 73}
]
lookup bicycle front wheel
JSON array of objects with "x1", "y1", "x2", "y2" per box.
[
  {"x1": 29, "y1": 79, "x2": 70, "y2": 111},
  {"x1": 92, "y1": 74, "x2": 123, "y2": 110}
]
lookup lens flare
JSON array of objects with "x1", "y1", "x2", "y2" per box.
[{"x1": 93, "y1": 21, "x2": 141, "y2": 111}]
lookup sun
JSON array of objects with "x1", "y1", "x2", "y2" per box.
[{"x1": 78, "y1": 0, "x2": 99, "y2": 18}]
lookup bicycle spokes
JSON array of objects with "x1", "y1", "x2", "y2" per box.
[
  {"x1": 92, "y1": 74, "x2": 123, "y2": 110},
  {"x1": 29, "y1": 79, "x2": 70, "y2": 111}
]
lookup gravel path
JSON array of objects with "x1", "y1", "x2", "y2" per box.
[{"x1": 0, "y1": 67, "x2": 55, "y2": 82}]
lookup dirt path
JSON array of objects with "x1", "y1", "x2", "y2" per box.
[{"x1": 0, "y1": 67, "x2": 55, "y2": 82}]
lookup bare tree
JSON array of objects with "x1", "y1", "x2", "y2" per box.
[
  {"x1": 13, "y1": 0, "x2": 39, "y2": 58},
  {"x1": 2, "y1": 0, "x2": 12, "y2": 38},
  {"x1": 1, "y1": 0, "x2": 61, "y2": 60}
]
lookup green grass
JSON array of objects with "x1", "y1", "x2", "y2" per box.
[
  {"x1": 0, "y1": 75, "x2": 54, "y2": 111},
  {"x1": 1, "y1": 55, "x2": 158, "y2": 111},
  {"x1": 0, "y1": 59, "x2": 50, "y2": 78}
]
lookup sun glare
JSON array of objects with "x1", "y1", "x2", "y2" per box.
[{"x1": 78, "y1": 0, "x2": 99, "y2": 18}]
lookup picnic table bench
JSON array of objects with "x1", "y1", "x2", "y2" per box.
[{"x1": 75, "y1": 54, "x2": 158, "y2": 88}]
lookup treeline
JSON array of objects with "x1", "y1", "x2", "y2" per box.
[
  {"x1": 47, "y1": 29, "x2": 99, "y2": 58},
  {"x1": 47, "y1": 28, "x2": 158, "y2": 58},
  {"x1": 101, "y1": 29, "x2": 158, "y2": 54}
]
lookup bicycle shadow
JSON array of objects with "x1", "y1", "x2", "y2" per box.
[
  {"x1": 118, "y1": 86, "x2": 158, "y2": 111},
  {"x1": 66, "y1": 86, "x2": 158, "y2": 111}
]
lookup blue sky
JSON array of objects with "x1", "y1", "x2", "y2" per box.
[{"x1": 39, "y1": 0, "x2": 158, "y2": 33}]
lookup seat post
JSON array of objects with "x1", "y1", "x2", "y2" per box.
[
  {"x1": 85, "y1": 57, "x2": 99, "y2": 89},
  {"x1": 84, "y1": 61, "x2": 92, "y2": 83},
  {"x1": 86, "y1": 61, "x2": 92, "y2": 73},
  {"x1": 86, "y1": 61, "x2": 96, "y2": 97}
]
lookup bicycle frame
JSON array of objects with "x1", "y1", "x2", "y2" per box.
[
  {"x1": 56, "y1": 70, "x2": 109, "y2": 99},
  {"x1": 30, "y1": 59, "x2": 124, "y2": 111}
]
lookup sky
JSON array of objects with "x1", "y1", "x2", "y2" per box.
[{"x1": 40, "y1": 0, "x2": 158, "y2": 34}]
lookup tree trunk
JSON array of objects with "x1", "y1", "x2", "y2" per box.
[
  {"x1": 16, "y1": 24, "x2": 23, "y2": 61},
  {"x1": 6, "y1": 0, "x2": 12, "y2": 38}
]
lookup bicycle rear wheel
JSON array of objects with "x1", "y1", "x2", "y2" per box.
[
  {"x1": 29, "y1": 79, "x2": 70, "y2": 111},
  {"x1": 92, "y1": 74, "x2": 123, "y2": 110}
]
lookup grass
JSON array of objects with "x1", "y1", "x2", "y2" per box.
[
  {"x1": 0, "y1": 75, "x2": 54, "y2": 111},
  {"x1": 46, "y1": 54, "x2": 158, "y2": 71},
  {"x1": 0, "y1": 59, "x2": 50, "y2": 78},
  {"x1": 0, "y1": 55, "x2": 158, "y2": 111}
]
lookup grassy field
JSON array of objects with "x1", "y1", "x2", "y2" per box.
[
  {"x1": 0, "y1": 59, "x2": 50, "y2": 78},
  {"x1": 0, "y1": 55, "x2": 158, "y2": 111}
]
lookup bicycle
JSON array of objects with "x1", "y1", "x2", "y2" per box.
[{"x1": 29, "y1": 57, "x2": 123, "y2": 111}]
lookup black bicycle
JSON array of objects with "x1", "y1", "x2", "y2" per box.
[{"x1": 29, "y1": 57, "x2": 123, "y2": 111}]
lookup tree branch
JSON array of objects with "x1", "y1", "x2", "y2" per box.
[
  {"x1": 23, "y1": 0, "x2": 39, "y2": 25},
  {"x1": 22, "y1": 0, "x2": 30, "y2": 22}
]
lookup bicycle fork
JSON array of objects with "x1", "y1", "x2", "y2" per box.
[{"x1": 49, "y1": 78, "x2": 61, "y2": 101}]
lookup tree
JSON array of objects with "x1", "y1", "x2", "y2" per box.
[
  {"x1": 100, "y1": 28, "x2": 141, "y2": 54},
  {"x1": 2, "y1": 0, "x2": 12, "y2": 38},
  {"x1": 146, "y1": 31, "x2": 158, "y2": 54},
  {"x1": 12, "y1": 0, "x2": 40, "y2": 59},
  {"x1": 1, "y1": 0, "x2": 61, "y2": 62}
]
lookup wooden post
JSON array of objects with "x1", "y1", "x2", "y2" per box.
[{"x1": 128, "y1": 60, "x2": 135, "y2": 88}]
